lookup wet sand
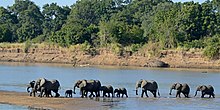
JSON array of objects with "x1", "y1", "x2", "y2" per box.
[{"x1": 0, "y1": 91, "x2": 107, "y2": 110}]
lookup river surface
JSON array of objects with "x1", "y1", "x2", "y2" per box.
[{"x1": 0, "y1": 62, "x2": 219, "y2": 110}]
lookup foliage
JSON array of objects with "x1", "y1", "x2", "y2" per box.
[
  {"x1": 203, "y1": 36, "x2": 220, "y2": 59},
  {"x1": 24, "y1": 39, "x2": 32, "y2": 53},
  {"x1": 0, "y1": 0, "x2": 219, "y2": 59}
]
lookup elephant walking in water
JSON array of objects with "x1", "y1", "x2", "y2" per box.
[
  {"x1": 34, "y1": 78, "x2": 60, "y2": 97},
  {"x1": 169, "y1": 83, "x2": 190, "y2": 98},
  {"x1": 73, "y1": 79, "x2": 101, "y2": 98},
  {"x1": 100, "y1": 85, "x2": 114, "y2": 97},
  {"x1": 194, "y1": 85, "x2": 215, "y2": 98},
  {"x1": 114, "y1": 88, "x2": 128, "y2": 98},
  {"x1": 135, "y1": 79, "x2": 160, "y2": 98}
]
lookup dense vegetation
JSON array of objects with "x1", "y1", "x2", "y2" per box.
[{"x1": 0, "y1": 0, "x2": 219, "y2": 58}]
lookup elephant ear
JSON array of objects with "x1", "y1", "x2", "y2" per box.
[
  {"x1": 39, "y1": 78, "x2": 47, "y2": 87},
  {"x1": 141, "y1": 80, "x2": 147, "y2": 88},
  {"x1": 79, "y1": 80, "x2": 87, "y2": 88}
]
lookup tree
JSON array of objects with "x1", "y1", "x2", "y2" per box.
[
  {"x1": 0, "y1": 7, "x2": 18, "y2": 42},
  {"x1": 51, "y1": 0, "x2": 118, "y2": 46},
  {"x1": 142, "y1": 2, "x2": 180, "y2": 48},
  {"x1": 9, "y1": 0, "x2": 44, "y2": 42},
  {"x1": 42, "y1": 3, "x2": 70, "y2": 34}
]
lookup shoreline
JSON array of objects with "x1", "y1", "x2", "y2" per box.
[
  {"x1": 0, "y1": 61, "x2": 219, "y2": 73},
  {"x1": 0, "y1": 91, "x2": 106, "y2": 110},
  {"x1": 0, "y1": 45, "x2": 219, "y2": 70}
]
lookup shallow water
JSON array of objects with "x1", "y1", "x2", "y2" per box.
[
  {"x1": 0, "y1": 104, "x2": 27, "y2": 110},
  {"x1": 0, "y1": 63, "x2": 219, "y2": 110}
]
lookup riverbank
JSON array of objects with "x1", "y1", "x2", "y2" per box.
[
  {"x1": 0, "y1": 91, "x2": 107, "y2": 110},
  {"x1": 0, "y1": 43, "x2": 219, "y2": 69}
]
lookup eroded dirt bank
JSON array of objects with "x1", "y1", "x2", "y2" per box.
[
  {"x1": 0, "y1": 91, "x2": 107, "y2": 110},
  {"x1": 0, "y1": 46, "x2": 219, "y2": 69}
]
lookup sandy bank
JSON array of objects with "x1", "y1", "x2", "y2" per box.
[
  {"x1": 0, "y1": 45, "x2": 219, "y2": 69},
  {"x1": 0, "y1": 91, "x2": 108, "y2": 110}
]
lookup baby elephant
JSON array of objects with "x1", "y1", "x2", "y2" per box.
[
  {"x1": 100, "y1": 85, "x2": 114, "y2": 97},
  {"x1": 194, "y1": 85, "x2": 215, "y2": 98},
  {"x1": 169, "y1": 83, "x2": 190, "y2": 98},
  {"x1": 114, "y1": 88, "x2": 128, "y2": 98},
  {"x1": 65, "y1": 89, "x2": 73, "y2": 97}
]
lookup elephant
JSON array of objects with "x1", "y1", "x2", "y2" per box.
[
  {"x1": 73, "y1": 79, "x2": 101, "y2": 98},
  {"x1": 194, "y1": 85, "x2": 215, "y2": 98},
  {"x1": 135, "y1": 79, "x2": 160, "y2": 98},
  {"x1": 27, "y1": 80, "x2": 38, "y2": 96},
  {"x1": 34, "y1": 78, "x2": 60, "y2": 97},
  {"x1": 65, "y1": 89, "x2": 73, "y2": 98},
  {"x1": 100, "y1": 85, "x2": 114, "y2": 97},
  {"x1": 169, "y1": 83, "x2": 190, "y2": 98},
  {"x1": 27, "y1": 80, "x2": 52, "y2": 97},
  {"x1": 114, "y1": 88, "x2": 128, "y2": 98}
]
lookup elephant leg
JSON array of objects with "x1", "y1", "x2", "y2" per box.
[
  {"x1": 212, "y1": 93, "x2": 215, "y2": 98},
  {"x1": 117, "y1": 93, "x2": 120, "y2": 97},
  {"x1": 145, "y1": 91, "x2": 149, "y2": 97},
  {"x1": 125, "y1": 93, "x2": 128, "y2": 97},
  {"x1": 141, "y1": 90, "x2": 144, "y2": 97},
  {"x1": 152, "y1": 91, "x2": 156, "y2": 98},
  {"x1": 102, "y1": 92, "x2": 105, "y2": 97},
  {"x1": 201, "y1": 92, "x2": 205, "y2": 98},
  {"x1": 89, "y1": 92, "x2": 92, "y2": 97},
  {"x1": 108, "y1": 93, "x2": 110, "y2": 97},
  {"x1": 176, "y1": 91, "x2": 181, "y2": 98}
]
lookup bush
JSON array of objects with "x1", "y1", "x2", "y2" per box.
[
  {"x1": 203, "y1": 36, "x2": 220, "y2": 59},
  {"x1": 24, "y1": 39, "x2": 32, "y2": 53}
]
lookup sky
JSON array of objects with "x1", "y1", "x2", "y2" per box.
[{"x1": 0, "y1": 0, "x2": 206, "y2": 8}]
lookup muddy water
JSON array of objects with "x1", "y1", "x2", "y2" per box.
[{"x1": 0, "y1": 63, "x2": 219, "y2": 110}]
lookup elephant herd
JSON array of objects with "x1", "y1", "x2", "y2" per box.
[{"x1": 27, "y1": 78, "x2": 215, "y2": 98}]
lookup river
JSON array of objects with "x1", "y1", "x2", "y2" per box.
[{"x1": 0, "y1": 62, "x2": 219, "y2": 110}]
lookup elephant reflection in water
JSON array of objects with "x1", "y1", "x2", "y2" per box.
[
  {"x1": 194, "y1": 85, "x2": 215, "y2": 98},
  {"x1": 169, "y1": 83, "x2": 190, "y2": 98}
]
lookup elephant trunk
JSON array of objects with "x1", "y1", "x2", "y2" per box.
[
  {"x1": 27, "y1": 86, "x2": 30, "y2": 93},
  {"x1": 169, "y1": 88, "x2": 173, "y2": 95},
  {"x1": 194, "y1": 90, "x2": 198, "y2": 97},
  {"x1": 73, "y1": 84, "x2": 77, "y2": 94},
  {"x1": 135, "y1": 83, "x2": 139, "y2": 95},
  {"x1": 136, "y1": 90, "x2": 138, "y2": 95}
]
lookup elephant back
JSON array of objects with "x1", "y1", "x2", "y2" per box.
[
  {"x1": 207, "y1": 85, "x2": 214, "y2": 92},
  {"x1": 51, "y1": 79, "x2": 60, "y2": 89},
  {"x1": 44, "y1": 79, "x2": 60, "y2": 90},
  {"x1": 144, "y1": 80, "x2": 158, "y2": 91},
  {"x1": 181, "y1": 83, "x2": 190, "y2": 92},
  {"x1": 107, "y1": 85, "x2": 113, "y2": 91}
]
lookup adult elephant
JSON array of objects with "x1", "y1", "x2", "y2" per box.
[
  {"x1": 73, "y1": 79, "x2": 101, "y2": 98},
  {"x1": 135, "y1": 79, "x2": 160, "y2": 98},
  {"x1": 34, "y1": 78, "x2": 60, "y2": 97},
  {"x1": 194, "y1": 85, "x2": 215, "y2": 98},
  {"x1": 169, "y1": 83, "x2": 190, "y2": 98}
]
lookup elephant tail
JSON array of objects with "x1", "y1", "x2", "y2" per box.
[{"x1": 157, "y1": 89, "x2": 160, "y2": 97}]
